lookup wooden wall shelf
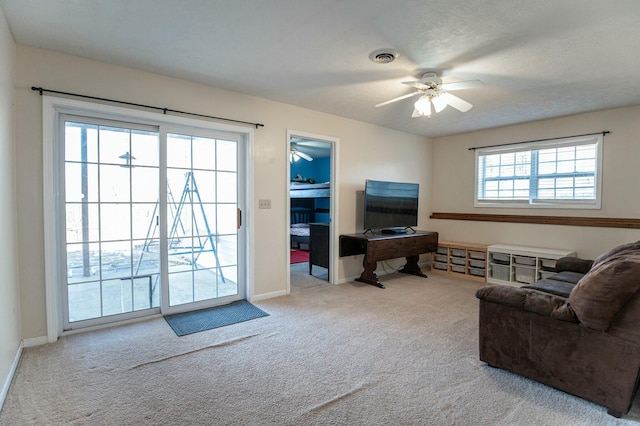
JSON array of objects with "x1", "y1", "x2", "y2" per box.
[{"x1": 429, "y1": 213, "x2": 640, "y2": 229}]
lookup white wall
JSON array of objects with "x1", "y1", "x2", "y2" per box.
[
  {"x1": 0, "y1": 5, "x2": 21, "y2": 408},
  {"x1": 14, "y1": 45, "x2": 432, "y2": 339},
  {"x1": 430, "y1": 106, "x2": 640, "y2": 259}
]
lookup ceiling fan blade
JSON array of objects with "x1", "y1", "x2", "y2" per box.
[
  {"x1": 297, "y1": 151, "x2": 313, "y2": 162},
  {"x1": 375, "y1": 91, "x2": 421, "y2": 107},
  {"x1": 401, "y1": 81, "x2": 430, "y2": 90},
  {"x1": 443, "y1": 92, "x2": 473, "y2": 112},
  {"x1": 432, "y1": 95, "x2": 448, "y2": 113},
  {"x1": 441, "y1": 80, "x2": 484, "y2": 91}
]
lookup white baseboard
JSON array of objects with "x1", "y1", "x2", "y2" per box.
[
  {"x1": 22, "y1": 336, "x2": 49, "y2": 348},
  {"x1": 250, "y1": 290, "x2": 287, "y2": 302},
  {"x1": 0, "y1": 341, "x2": 23, "y2": 412}
]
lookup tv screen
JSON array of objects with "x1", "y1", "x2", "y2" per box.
[{"x1": 363, "y1": 180, "x2": 419, "y2": 231}]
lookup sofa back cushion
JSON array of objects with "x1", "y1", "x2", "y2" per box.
[
  {"x1": 569, "y1": 249, "x2": 640, "y2": 332},
  {"x1": 592, "y1": 240, "x2": 640, "y2": 268}
]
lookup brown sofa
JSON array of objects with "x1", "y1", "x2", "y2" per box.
[{"x1": 475, "y1": 241, "x2": 640, "y2": 417}]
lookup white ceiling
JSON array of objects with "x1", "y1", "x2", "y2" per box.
[{"x1": 2, "y1": 0, "x2": 640, "y2": 138}]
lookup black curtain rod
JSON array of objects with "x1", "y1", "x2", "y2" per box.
[
  {"x1": 468, "y1": 131, "x2": 609, "y2": 151},
  {"x1": 32, "y1": 86, "x2": 265, "y2": 129}
]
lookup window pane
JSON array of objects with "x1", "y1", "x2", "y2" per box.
[
  {"x1": 486, "y1": 166, "x2": 500, "y2": 178},
  {"x1": 192, "y1": 137, "x2": 216, "y2": 170},
  {"x1": 99, "y1": 126, "x2": 131, "y2": 165},
  {"x1": 217, "y1": 171, "x2": 237, "y2": 203},
  {"x1": 167, "y1": 133, "x2": 191, "y2": 169},
  {"x1": 192, "y1": 170, "x2": 216, "y2": 202},
  {"x1": 66, "y1": 162, "x2": 99, "y2": 203},
  {"x1": 217, "y1": 139, "x2": 237, "y2": 172},
  {"x1": 500, "y1": 165, "x2": 514, "y2": 176},
  {"x1": 65, "y1": 123, "x2": 99, "y2": 163},
  {"x1": 131, "y1": 167, "x2": 158, "y2": 203},
  {"x1": 100, "y1": 164, "x2": 130, "y2": 203},
  {"x1": 576, "y1": 159, "x2": 595, "y2": 172},
  {"x1": 537, "y1": 162, "x2": 556, "y2": 175},
  {"x1": 557, "y1": 160, "x2": 575, "y2": 174},
  {"x1": 100, "y1": 204, "x2": 131, "y2": 241},
  {"x1": 131, "y1": 130, "x2": 159, "y2": 167}
]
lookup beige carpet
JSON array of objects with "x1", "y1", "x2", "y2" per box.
[
  {"x1": 2, "y1": 272, "x2": 639, "y2": 425},
  {"x1": 290, "y1": 261, "x2": 329, "y2": 292}
]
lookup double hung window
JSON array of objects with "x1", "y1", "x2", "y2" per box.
[{"x1": 475, "y1": 134, "x2": 603, "y2": 209}]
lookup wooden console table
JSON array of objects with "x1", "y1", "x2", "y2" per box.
[{"x1": 339, "y1": 231, "x2": 439, "y2": 288}]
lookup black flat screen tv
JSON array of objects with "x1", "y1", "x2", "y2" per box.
[{"x1": 363, "y1": 180, "x2": 419, "y2": 233}]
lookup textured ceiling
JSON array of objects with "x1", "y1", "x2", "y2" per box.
[{"x1": 2, "y1": 0, "x2": 640, "y2": 137}]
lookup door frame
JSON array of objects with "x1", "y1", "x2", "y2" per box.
[
  {"x1": 286, "y1": 129, "x2": 339, "y2": 291},
  {"x1": 42, "y1": 96, "x2": 254, "y2": 342}
]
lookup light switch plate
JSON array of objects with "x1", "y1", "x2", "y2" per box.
[{"x1": 258, "y1": 199, "x2": 271, "y2": 209}]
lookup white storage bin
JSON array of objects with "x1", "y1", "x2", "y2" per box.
[
  {"x1": 433, "y1": 261, "x2": 448, "y2": 270},
  {"x1": 491, "y1": 252, "x2": 510, "y2": 264},
  {"x1": 469, "y1": 251, "x2": 486, "y2": 260},
  {"x1": 434, "y1": 254, "x2": 447, "y2": 263},
  {"x1": 540, "y1": 258, "x2": 557, "y2": 269},
  {"x1": 450, "y1": 265, "x2": 466, "y2": 274},
  {"x1": 451, "y1": 256, "x2": 466, "y2": 265},
  {"x1": 490, "y1": 263, "x2": 510, "y2": 281},
  {"x1": 469, "y1": 267, "x2": 485, "y2": 277},
  {"x1": 450, "y1": 248, "x2": 466, "y2": 257},
  {"x1": 469, "y1": 259, "x2": 486, "y2": 269},
  {"x1": 514, "y1": 265, "x2": 537, "y2": 283},
  {"x1": 513, "y1": 255, "x2": 536, "y2": 266},
  {"x1": 436, "y1": 246, "x2": 448, "y2": 255}
]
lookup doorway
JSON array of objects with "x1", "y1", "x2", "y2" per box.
[{"x1": 287, "y1": 130, "x2": 338, "y2": 292}]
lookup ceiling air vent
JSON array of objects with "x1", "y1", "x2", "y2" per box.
[{"x1": 369, "y1": 49, "x2": 399, "y2": 64}]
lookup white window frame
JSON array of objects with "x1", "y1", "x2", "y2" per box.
[{"x1": 474, "y1": 134, "x2": 603, "y2": 209}]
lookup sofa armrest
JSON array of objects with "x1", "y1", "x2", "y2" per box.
[
  {"x1": 476, "y1": 285, "x2": 578, "y2": 322},
  {"x1": 555, "y1": 256, "x2": 593, "y2": 274}
]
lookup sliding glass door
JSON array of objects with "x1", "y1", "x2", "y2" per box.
[
  {"x1": 61, "y1": 116, "x2": 243, "y2": 329},
  {"x1": 163, "y1": 131, "x2": 240, "y2": 311}
]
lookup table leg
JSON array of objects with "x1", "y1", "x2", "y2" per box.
[
  {"x1": 355, "y1": 256, "x2": 385, "y2": 288},
  {"x1": 399, "y1": 255, "x2": 428, "y2": 278}
]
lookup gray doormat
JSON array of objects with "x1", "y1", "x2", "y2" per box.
[{"x1": 164, "y1": 300, "x2": 269, "y2": 336}]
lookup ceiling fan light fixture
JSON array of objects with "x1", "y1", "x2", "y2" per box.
[
  {"x1": 414, "y1": 95, "x2": 431, "y2": 116},
  {"x1": 432, "y1": 94, "x2": 448, "y2": 113},
  {"x1": 375, "y1": 72, "x2": 482, "y2": 118}
]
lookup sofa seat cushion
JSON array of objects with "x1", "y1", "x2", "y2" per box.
[
  {"x1": 548, "y1": 271, "x2": 584, "y2": 285},
  {"x1": 569, "y1": 251, "x2": 640, "y2": 331},
  {"x1": 523, "y1": 277, "x2": 579, "y2": 298}
]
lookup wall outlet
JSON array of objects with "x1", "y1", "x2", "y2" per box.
[{"x1": 258, "y1": 199, "x2": 271, "y2": 209}]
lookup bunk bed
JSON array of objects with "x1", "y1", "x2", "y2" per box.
[{"x1": 290, "y1": 182, "x2": 330, "y2": 249}]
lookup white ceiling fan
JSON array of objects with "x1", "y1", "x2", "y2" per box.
[
  {"x1": 376, "y1": 72, "x2": 484, "y2": 118},
  {"x1": 290, "y1": 143, "x2": 313, "y2": 163}
]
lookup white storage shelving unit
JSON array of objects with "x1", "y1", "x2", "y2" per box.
[{"x1": 486, "y1": 244, "x2": 576, "y2": 286}]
